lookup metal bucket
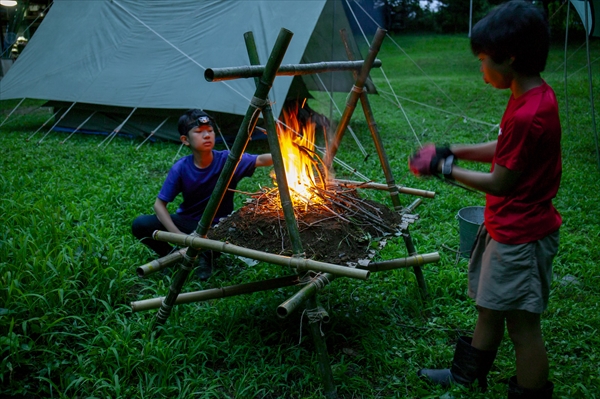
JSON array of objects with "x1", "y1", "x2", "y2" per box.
[{"x1": 457, "y1": 206, "x2": 484, "y2": 258}]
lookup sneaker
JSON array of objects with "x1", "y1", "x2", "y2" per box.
[{"x1": 194, "y1": 255, "x2": 212, "y2": 281}]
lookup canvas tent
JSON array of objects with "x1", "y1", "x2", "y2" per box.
[{"x1": 0, "y1": 0, "x2": 369, "y2": 142}]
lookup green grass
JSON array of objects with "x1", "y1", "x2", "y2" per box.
[{"x1": 1, "y1": 34, "x2": 599, "y2": 398}]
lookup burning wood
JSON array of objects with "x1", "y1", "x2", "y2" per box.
[{"x1": 209, "y1": 103, "x2": 405, "y2": 264}]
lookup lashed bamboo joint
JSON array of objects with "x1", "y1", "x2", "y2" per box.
[{"x1": 152, "y1": 231, "x2": 370, "y2": 280}]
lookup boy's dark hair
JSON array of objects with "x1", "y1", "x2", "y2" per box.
[
  {"x1": 470, "y1": 1, "x2": 550, "y2": 75},
  {"x1": 177, "y1": 109, "x2": 214, "y2": 136}
]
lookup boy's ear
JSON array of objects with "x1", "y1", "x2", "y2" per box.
[{"x1": 180, "y1": 135, "x2": 190, "y2": 146}]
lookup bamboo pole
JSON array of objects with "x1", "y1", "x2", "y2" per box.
[
  {"x1": 334, "y1": 179, "x2": 435, "y2": 199},
  {"x1": 153, "y1": 231, "x2": 369, "y2": 280},
  {"x1": 136, "y1": 250, "x2": 185, "y2": 278},
  {"x1": 306, "y1": 295, "x2": 337, "y2": 398},
  {"x1": 154, "y1": 28, "x2": 295, "y2": 329},
  {"x1": 205, "y1": 60, "x2": 382, "y2": 82},
  {"x1": 360, "y1": 252, "x2": 440, "y2": 273},
  {"x1": 131, "y1": 275, "x2": 302, "y2": 312},
  {"x1": 277, "y1": 273, "x2": 335, "y2": 318},
  {"x1": 340, "y1": 28, "x2": 401, "y2": 210},
  {"x1": 323, "y1": 28, "x2": 387, "y2": 170},
  {"x1": 244, "y1": 31, "x2": 305, "y2": 257}
]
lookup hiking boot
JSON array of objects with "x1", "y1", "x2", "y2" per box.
[
  {"x1": 418, "y1": 336, "x2": 497, "y2": 392},
  {"x1": 194, "y1": 253, "x2": 213, "y2": 281},
  {"x1": 508, "y1": 376, "x2": 554, "y2": 399}
]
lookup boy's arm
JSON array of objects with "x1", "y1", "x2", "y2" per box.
[
  {"x1": 153, "y1": 198, "x2": 184, "y2": 234},
  {"x1": 447, "y1": 162, "x2": 521, "y2": 197},
  {"x1": 451, "y1": 140, "x2": 497, "y2": 163},
  {"x1": 255, "y1": 153, "x2": 273, "y2": 167}
]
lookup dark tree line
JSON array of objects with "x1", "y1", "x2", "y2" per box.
[{"x1": 370, "y1": 0, "x2": 587, "y2": 39}]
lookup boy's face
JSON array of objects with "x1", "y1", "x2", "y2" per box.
[
  {"x1": 478, "y1": 53, "x2": 514, "y2": 90},
  {"x1": 181, "y1": 124, "x2": 215, "y2": 152}
]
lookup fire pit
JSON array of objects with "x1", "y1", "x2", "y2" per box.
[{"x1": 209, "y1": 103, "x2": 403, "y2": 265}]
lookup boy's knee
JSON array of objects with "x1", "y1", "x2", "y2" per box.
[{"x1": 506, "y1": 311, "x2": 543, "y2": 345}]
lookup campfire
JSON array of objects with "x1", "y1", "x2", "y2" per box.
[{"x1": 209, "y1": 102, "x2": 403, "y2": 265}]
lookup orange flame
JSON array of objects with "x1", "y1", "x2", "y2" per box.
[{"x1": 276, "y1": 104, "x2": 327, "y2": 204}]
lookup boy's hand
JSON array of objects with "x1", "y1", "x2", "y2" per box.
[{"x1": 408, "y1": 144, "x2": 453, "y2": 177}]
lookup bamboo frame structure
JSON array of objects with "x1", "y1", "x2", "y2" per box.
[
  {"x1": 340, "y1": 28, "x2": 402, "y2": 210},
  {"x1": 131, "y1": 25, "x2": 442, "y2": 399},
  {"x1": 323, "y1": 28, "x2": 387, "y2": 169},
  {"x1": 205, "y1": 59, "x2": 382, "y2": 82},
  {"x1": 152, "y1": 231, "x2": 369, "y2": 280},
  {"x1": 153, "y1": 28, "x2": 295, "y2": 328},
  {"x1": 334, "y1": 179, "x2": 435, "y2": 199}
]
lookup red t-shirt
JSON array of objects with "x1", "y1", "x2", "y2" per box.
[{"x1": 485, "y1": 81, "x2": 562, "y2": 244}]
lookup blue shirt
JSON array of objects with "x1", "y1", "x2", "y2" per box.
[{"x1": 158, "y1": 150, "x2": 258, "y2": 222}]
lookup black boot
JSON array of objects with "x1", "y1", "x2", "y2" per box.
[
  {"x1": 418, "y1": 336, "x2": 497, "y2": 392},
  {"x1": 194, "y1": 252, "x2": 213, "y2": 281},
  {"x1": 508, "y1": 376, "x2": 554, "y2": 399}
]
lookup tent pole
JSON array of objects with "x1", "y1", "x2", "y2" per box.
[
  {"x1": 584, "y1": 0, "x2": 600, "y2": 170},
  {"x1": 61, "y1": 111, "x2": 97, "y2": 144},
  {"x1": 0, "y1": 98, "x2": 25, "y2": 128},
  {"x1": 564, "y1": 1, "x2": 571, "y2": 136}
]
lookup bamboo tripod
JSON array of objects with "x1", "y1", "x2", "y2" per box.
[{"x1": 131, "y1": 27, "x2": 438, "y2": 399}]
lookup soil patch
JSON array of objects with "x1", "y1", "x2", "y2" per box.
[{"x1": 208, "y1": 191, "x2": 404, "y2": 265}]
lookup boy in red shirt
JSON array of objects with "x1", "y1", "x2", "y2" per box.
[{"x1": 409, "y1": 2, "x2": 560, "y2": 397}]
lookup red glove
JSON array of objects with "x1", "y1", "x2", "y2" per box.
[{"x1": 409, "y1": 144, "x2": 438, "y2": 176}]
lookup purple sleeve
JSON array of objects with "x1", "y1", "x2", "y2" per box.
[
  {"x1": 157, "y1": 164, "x2": 182, "y2": 203},
  {"x1": 234, "y1": 153, "x2": 258, "y2": 179}
]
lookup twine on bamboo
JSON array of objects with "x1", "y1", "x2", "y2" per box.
[
  {"x1": 250, "y1": 96, "x2": 269, "y2": 109},
  {"x1": 351, "y1": 85, "x2": 364, "y2": 93},
  {"x1": 298, "y1": 306, "x2": 328, "y2": 344}
]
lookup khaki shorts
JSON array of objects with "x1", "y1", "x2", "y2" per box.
[{"x1": 468, "y1": 225, "x2": 559, "y2": 314}]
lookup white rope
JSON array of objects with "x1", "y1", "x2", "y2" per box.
[
  {"x1": 348, "y1": 0, "x2": 468, "y2": 118},
  {"x1": 344, "y1": 0, "x2": 422, "y2": 147},
  {"x1": 26, "y1": 110, "x2": 61, "y2": 142},
  {"x1": 314, "y1": 73, "x2": 369, "y2": 157},
  {"x1": 37, "y1": 102, "x2": 78, "y2": 144},
  {"x1": 61, "y1": 111, "x2": 97, "y2": 144},
  {"x1": 173, "y1": 142, "x2": 185, "y2": 163},
  {"x1": 111, "y1": 0, "x2": 251, "y2": 103},
  {"x1": 136, "y1": 117, "x2": 168, "y2": 150},
  {"x1": 97, "y1": 107, "x2": 137, "y2": 147},
  {"x1": 0, "y1": 98, "x2": 26, "y2": 128},
  {"x1": 0, "y1": 2, "x2": 54, "y2": 58},
  {"x1": 377, "y1": 88, "x2": 498, "y2": 128},
  {"x1": 378, "y1": 67, "x2": 422, "y2": 148}
]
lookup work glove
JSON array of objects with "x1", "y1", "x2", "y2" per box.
[{"x1": 408, "y1": 144, "x2": 454, "y2": 177}]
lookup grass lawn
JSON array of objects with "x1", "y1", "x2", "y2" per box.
[{"x1": 1, "y1": 34, "x2": 599, "y2": 398}]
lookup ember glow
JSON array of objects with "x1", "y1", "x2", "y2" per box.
[{"x1": 276, "y1": 104, "x2": 328, "y2": 204}]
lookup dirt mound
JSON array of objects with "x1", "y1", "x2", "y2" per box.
[{"x1": 208, "y1": 193, "x2": 403, "y2": 265}]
